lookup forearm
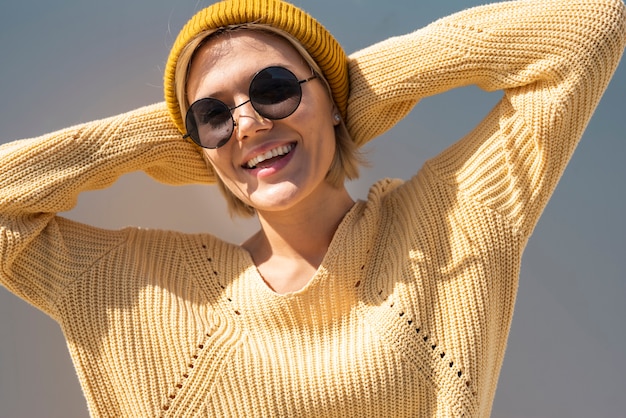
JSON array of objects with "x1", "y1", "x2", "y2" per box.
[
  {"x1": 0, "y1": 102, "x2": 209, "y2": 217},
  {"x1": 347, "y1": 0, "x2": 626, "y2": 146}
]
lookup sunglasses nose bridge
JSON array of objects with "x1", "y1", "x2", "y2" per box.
[
  {"x1": 231, "y1": 98, "x2": 273, "y2": 140},
  {"x1": 234, "y1": 95, "x2": 269, "y2": 126}
]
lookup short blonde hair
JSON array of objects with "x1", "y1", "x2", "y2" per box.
[{"x1": 176, "y1": 24, "x2": 364, "y2": 217}]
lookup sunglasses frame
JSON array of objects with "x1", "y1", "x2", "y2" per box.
[{"x1": 184, "y1": 66, "x2": 317, "y2": 149}]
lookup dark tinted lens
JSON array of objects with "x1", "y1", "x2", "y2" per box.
[
  {"x1": 186, "y1": 98, "x2": 233, "y2": 148},
  {"x1": 250, "y1": 67, "x2": 302, "y2": 119}
]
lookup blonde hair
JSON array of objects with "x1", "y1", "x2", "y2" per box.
[{"x1": 175, "y1": 24, "x2": 364, "y2": 217}]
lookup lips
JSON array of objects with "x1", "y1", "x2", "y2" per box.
[{"x1": 244, "y1": 143, "x2": 295, "y2": 169}]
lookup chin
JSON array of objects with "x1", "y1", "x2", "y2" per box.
[{"x1": 247, "y1": 185, "x2": 305, "y2": 213}]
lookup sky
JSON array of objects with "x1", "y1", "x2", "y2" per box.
[{"x1": 0, "y1": 1, "x2": 625, "y2": 417}]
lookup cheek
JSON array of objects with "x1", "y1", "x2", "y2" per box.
[
  {"x1": 202, "y1": 149, "x2": 232, "y2": 174},
  {"x1": 202, "y1": 149, "x2": 247, "y2": 196},
  {"x1": 308, "y1": 112, "x2": 338, "y2": 158},
  {"x1": 201, "y1": 151, "x2": 234, "y2": 192},
  {"x1": 297, "y1": 102, "x2": 336, "y2": 143}
]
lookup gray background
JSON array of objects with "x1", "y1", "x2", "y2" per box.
[{"x1": 1, "y1": 1, "x2": 625, "y2": 417}]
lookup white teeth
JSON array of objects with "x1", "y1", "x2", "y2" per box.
[{"x1": 246, "y1": 144, "x2": 294, "y2": 168}]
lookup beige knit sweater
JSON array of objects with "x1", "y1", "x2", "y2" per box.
[{"x1": 1, "y1": 0, "x2": 625, "y2": 416}]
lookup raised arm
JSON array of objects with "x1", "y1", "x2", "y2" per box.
[
  {"x1": 346, "y1": 0, "x2": 626, "y2": 235},
  {"x1": 0, "y1": 103, "x2": 209, "y2": 317}
]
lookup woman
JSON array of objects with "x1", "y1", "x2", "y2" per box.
[{"x1": 1, "y1": 0, "x2": 625, "y2": 416}]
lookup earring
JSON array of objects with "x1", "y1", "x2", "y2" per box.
[{"x1": 334, "y1": 114, "x2": 341, "y2": 122}]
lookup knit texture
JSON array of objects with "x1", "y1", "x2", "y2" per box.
[
  {"x1": 1, "y1": 0, "x2": 625, "y2": 416},
  {"x1": 164, "y1": 0, "x2": 349, "y2": 137}
]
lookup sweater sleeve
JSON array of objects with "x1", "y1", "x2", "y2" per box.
[
  {"x1": 0, "y1": 102, "x2": 212, "y2": 318},
  {"x1": 346, "y1": 0, "x2": 626, "y2": 236}
]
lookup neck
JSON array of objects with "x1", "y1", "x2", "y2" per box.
[{"x1": 243, "y1": 185, "x2": 354, "y2": 269}]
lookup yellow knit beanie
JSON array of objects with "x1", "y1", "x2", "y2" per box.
[{"x1": 164, "y1": 0, "x2": 349, "y2": 136}]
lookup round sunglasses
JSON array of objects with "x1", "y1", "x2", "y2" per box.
[{"x1": 184, "y1": 66, "x2": 317, "y2": 149}]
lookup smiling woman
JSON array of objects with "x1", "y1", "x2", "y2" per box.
[
  {"x1": 177, "y1": 22, "x2": 362, "y2": 218},
  {"x1": 185, "y1": 30, "x2": 356, "y2": 231},
  {"x1": 1, "y1": 0, "x2": 626, "y2": 417}
]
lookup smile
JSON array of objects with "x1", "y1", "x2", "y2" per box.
[{"x1": 244, "y1": 143, "x2": 295, "y2": 169}]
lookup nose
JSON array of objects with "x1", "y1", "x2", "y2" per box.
[{"x1": 232, "y1": 100, "x2": 272, "y2": 141}]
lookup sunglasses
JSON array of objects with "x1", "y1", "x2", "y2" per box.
[{"x1": 184, "y1": 66, "x2": 317, "y2": 149}]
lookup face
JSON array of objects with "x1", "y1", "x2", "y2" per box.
[{"x1": 186, "y1": 31, "x2": 340, "y2": 216}]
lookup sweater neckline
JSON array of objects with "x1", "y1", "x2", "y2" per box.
[{"x1": 237, "y1": 200, "x2": 365, "y2": 298}]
